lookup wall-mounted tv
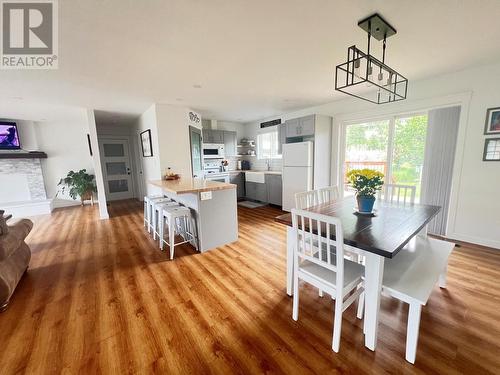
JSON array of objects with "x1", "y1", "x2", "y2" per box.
[{"x1": 0, "y1": 121, "x2": 21, "y2": 150}]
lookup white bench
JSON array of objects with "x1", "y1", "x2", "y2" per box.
[{"x1": 358, "y1": 236, "x2": 455, "y2": 363}]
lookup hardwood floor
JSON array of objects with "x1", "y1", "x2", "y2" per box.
[{"x1": 1, "y1": 199, "x2": 499, "y2": 374}]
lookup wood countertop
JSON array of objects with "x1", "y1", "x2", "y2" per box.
[{"x1": 150, "y1": 178, "x2": 236, "y2": 194}]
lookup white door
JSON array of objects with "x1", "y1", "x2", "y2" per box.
[
  {"x1": 282, "y1": 166, "x2": 313, "y2": 211},
  {"x1": 98, "y1": 139, "x2": 134, "y2": 201}
]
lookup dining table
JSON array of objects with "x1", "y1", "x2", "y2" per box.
[{"x1": 275, "y1": 196, "x2": 440, "y2": 351}]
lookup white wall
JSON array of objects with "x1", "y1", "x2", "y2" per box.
[
  {"x1": 33, "y1": 112, "x2": 95, "y2": 208},
  {"x1": 244, "y1": 61, "x2": 500, "y2": 249},
  {"x1": 133, "y1": 105, "x2": 162, "y2": 197},
  {"x1": 133, "y1": 104, "x2": 202, "y2": 198},
  {"x1": 13, "y1": 120, "x2": 38, "y2": 150}
]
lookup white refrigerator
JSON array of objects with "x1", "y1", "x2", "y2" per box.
[{"x1": 282, "y1": 141, "x2": 314, "y2": 212}]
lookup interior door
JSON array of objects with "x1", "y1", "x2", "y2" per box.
[
  {"x1": 189, "y1": 126, "x2": 203, "y2": 177},
  {"x1": 99, "y1": 139, "x2": 134, "y2": 200}
]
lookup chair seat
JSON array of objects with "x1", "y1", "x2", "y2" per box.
[
  {"x1": 300, "y1": 258, "x2": 364, "y2": 291},
  {"x1": 383, "y1": 236, "x2": 455, "y2": 305}
]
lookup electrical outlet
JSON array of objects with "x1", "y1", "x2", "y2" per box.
[{"x1": 200, "y1": 191, "x2": 212, "y2": 200}]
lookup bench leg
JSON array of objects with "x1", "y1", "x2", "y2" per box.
[
  {"x1": 286, "y1": 226, "x2": 295, "y2": 296},
  {"x1": 357, "y1": 291, "x2": 365, "y2": 320},
  {"x1": 406, "y1": 303, "x2": 422, "y2": 364},
  {"x1": 439, "y1": 264, "x2": 448, "y2": 288}
]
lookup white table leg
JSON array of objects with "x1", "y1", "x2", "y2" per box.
[
  {"x1": 286, "y1": 226, "x2": 295, "y2": 296},
  {"x1": 364, "y1": 251, "x2": 384, "y2": 351}
]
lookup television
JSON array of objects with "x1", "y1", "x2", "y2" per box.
[{"x1": 0, "y1": 121, "x2": 21, "y2": 150}]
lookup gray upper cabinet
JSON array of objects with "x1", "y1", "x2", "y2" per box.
[
  {"x1": 285, "y1": 115, "x2": 315, "y2": 138},
  {"x1": 299, "y1": 115, "x2": 315, "y2": 136},
  {"x1": 223, "y1": 131, "x2": 237, "y2": 157},
  {"x1": 202, "y1": 129, "x2": 224, "y2": 144},
  {"x1": 278, "y1": 123, "x2": 286, "y2": 155},
  {"x1": 212, "y1": 130, "x2": 224, "y2": 144},
  {"x1": 285, "y1": 118, "x2": 300, "y2": 138},
  {"x1": 266, "y1": 174, "x2": 282, "y2": 206}
]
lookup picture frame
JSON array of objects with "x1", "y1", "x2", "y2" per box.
[
  {"x1": 484, "y1": 107, "x2": 500, "y2": 134},
  {"x1": 140, "y1": 129, "x2": 153, "y2": 157},
  {"x1": 483, "y1": 138, "x2": 500, "y2": 161}
]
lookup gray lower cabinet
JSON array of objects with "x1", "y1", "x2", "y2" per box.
[
  {"x1": 230, "y1": 172, "x2": 245, "y2": 198},
  {"x1": 245, "y1": 174, "x2": 282, "y2": 205},
  {"x1": 266, "y1": 174, "x2": 282, "y2": 206},
  {"x1": 245, "y1": 182, "x2": 267, "y2": 202}
]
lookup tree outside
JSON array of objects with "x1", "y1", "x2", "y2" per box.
[{"x1": 344, "y1": 115, "x2": 428, "y2": 200}]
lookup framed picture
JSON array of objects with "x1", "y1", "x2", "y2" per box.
[
  {"x1": 140, "y1": 129, "x2": 153, "y2": 157},
  {"x1": 484, "y1": 107, "x2": 500, "y2": 134},
  {"x1": 483, "y1": 138, "x2": 500, "y2": 161}
]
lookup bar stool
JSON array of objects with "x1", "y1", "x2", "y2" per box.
[
  {"x1": 152, "y1": 200, "x2": 179, "y2": 240},
  {"x1": 144, "y1": 195, "x2": 162, "y2": 231},
  {"x1": 160, "y1": 206, "x2": 197, "y2": 259}
]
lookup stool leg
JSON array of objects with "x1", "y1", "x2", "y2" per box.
[
  {"x1": 153, "y1": 208, "x2": 157, "y2": 240},
  {"x1": 147, "y1": 203, "x2": 152, "y2": 233},
  {"x1": 159, "y1": 215, "x2": 164, "y2": 250},
  {"x1": 169, "y1": 217, "x2": 175, "y2": 260}
]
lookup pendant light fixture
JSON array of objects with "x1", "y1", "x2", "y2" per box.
[{"x1": 335, "y1": 13, "x2": 408, "y2": 104}]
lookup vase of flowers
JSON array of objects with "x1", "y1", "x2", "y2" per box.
[{"x1": 346, "y1": 169, "x2": 384, "y2": 214}]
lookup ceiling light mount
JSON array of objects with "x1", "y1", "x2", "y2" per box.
[{"x1": 335, "y1": 13, "x2": 408, "y2": 104}]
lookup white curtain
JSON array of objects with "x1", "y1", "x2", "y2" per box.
[{"x1": 421, "y1": 106, "x2": 461, "y2": 235}]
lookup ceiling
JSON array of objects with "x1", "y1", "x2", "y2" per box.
[{"x1": 1, "y1": 0, "x2": 500, "y2": 123}]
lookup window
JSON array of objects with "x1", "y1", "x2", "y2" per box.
[
  {"x1": 342, "y1": 113, "x2": 428, "y2": 201},
  {"x1": 257, "y1": 130, "x2": 281, "y2": 159}
]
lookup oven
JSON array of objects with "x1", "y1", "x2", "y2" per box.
[{"x1": 204, "y1": 173, "x2": 229, "y2": 183}]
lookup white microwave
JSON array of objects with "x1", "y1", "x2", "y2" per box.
[{"x1": 202, "y1": 143, "x2": 225, "y2": 159}]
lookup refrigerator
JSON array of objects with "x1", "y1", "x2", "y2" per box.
[{"x1": 282, "y1": 141, "x2": 314, "y2": 212}]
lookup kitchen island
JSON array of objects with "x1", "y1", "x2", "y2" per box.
[{"x1": 149, "y1": 178, "x2": 238, "y2": 252}]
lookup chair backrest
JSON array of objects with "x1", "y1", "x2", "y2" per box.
[
  {"x1": 316, "y1": 186, "x2": 340, "y2": 205},
  {"x1": 379, "y1": 184, "x2": 416, "y2": 204},
  {"x1": 291, "y1": 208, "x2": 345, "y2": 286},
  {"x1": 295, "y1": 190, "x2": 318, "y2": 209}
]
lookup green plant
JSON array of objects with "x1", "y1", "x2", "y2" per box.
[
  {"x1": 346, "y1": 168, "x2": 384, "y2": 198},
  {"x1": 58, "y1": 169, "x2": 97, "y2": 202}
]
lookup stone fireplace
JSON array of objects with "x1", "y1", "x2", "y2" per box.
[{"x1": 0, "y1": 154, "x2": 51, "y2": 217}]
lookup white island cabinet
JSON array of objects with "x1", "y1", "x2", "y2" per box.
[{"x1": 150, "y1": 178, "x2": 238, "y2": 252}]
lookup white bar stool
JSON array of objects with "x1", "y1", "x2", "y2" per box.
[
  {"x1": 160, "y1": 206, "x2": 197, "y2": 259},
  {"x1": 144, "y1": 195, "x2": 163, "y2": 231},
  {"x1": 152, "y1": 200, "x2": 179, "y2": 240}
]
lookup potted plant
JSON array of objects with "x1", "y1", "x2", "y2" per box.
[
  {"x1": 346, "y1": 168, "x2": 384, "y2": 213},
  {"x1": 58, "y1": 169, "x2": 97, "y2": 205}
]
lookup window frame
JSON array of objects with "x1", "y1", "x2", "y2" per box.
[
  {"x1": 339, "y1": 111, "x2": 428, "y2": 198},
  {"x1": 256, "y1": 128, "x2": 282, "y2": 160}
]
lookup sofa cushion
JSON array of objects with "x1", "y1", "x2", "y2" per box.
[{"x1": 0, "y1": 219, "x2": 33, "y2": 261}]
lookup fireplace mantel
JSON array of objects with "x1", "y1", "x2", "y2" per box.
[{"x1": 0, "y1": 152, "x2": 47, "y2": 159}]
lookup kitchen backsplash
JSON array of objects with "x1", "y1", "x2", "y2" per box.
[{"x1": 226, "y1": 156, "x2": 282, "y2": 172}]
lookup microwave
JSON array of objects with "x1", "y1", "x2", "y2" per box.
[{"x1": 202, "y1": 143, "x2": 225, "y2": 159}]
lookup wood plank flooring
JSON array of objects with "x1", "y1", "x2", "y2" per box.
[{"x1": 0, "y1": 199, "x2": 499, "y2": 374}]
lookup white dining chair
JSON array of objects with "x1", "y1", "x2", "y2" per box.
[
  {"x1": 295, "y1": 190, "x2": 318, "y2": 210},
  {"x1": 316, "y1": 186, "x2": 340, "y2": 205},
  {"x1": 379, "y1": 184, "x2": 416, "y2": 204},
  {"x1": 291, "y1": 208, "x2": 364, "y2": 352}
]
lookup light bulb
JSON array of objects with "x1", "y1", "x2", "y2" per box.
[
  {"x1": 377, "y1": 72, "x2": 384, "y2": 84},
  {"x1": 354, "y1": 60, "x2": 361, "y2": 77},
  {"x1": 366, "y1": 66, "x2": 373, "y2": 87}
]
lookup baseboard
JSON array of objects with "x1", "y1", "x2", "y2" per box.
[
  {"x1": 1, "y1": 199, "x2": 52, "y2": 217},
  {"x1": 444, "y1": 232, "x2": 500, "y2": 251}
]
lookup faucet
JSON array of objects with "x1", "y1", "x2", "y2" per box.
[{"x1": 266, "y1": 159, "x2": 271, "y2": 171}]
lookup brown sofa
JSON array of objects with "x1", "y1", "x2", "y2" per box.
[{"x1": 0, "y1": 212, "x2": 32, "y2": 311}]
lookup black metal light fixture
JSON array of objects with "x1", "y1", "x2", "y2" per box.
[{"x1": 335, "y1": 13, "x2": 408, "y2": 104}]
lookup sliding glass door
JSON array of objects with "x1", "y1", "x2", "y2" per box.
[{"x1": 342, "y1": 113, "x2": 428, "y2": 202}]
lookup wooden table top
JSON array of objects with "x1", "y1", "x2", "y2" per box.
[
  {"x1": 275, "y1": 197, "x2": 441, "y2": 258},
  {"x1": 150, "y1": 178, "x2": 236, "y2": 194}
]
